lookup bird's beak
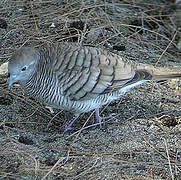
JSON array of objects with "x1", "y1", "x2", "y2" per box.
[{"x1": 8, "y1": 75, "x2": 17, "y2": 89}]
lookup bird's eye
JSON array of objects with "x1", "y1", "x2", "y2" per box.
[{"x1": 21, "y1": 66, "x2": 27, "y2": 71}]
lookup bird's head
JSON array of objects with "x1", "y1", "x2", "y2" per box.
[{"x1": 8, "y1": 47, "x2": 39, "y2": 88}]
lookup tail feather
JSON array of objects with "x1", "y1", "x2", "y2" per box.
[{"x1": 136, "y1": 63, "x2": 181, "y2": 80}]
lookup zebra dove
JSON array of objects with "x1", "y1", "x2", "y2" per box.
[{"x1": 8, "y1": 42, "x2": 181, "y2": 131}]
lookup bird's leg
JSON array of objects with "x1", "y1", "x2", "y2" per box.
[
  {"x1": 95, "y1": 107, "x2": 103, "y2": 128},
  {"x1": 64, "y1": 107, "x2": 112, "y2": 133},
  {"x1": 94, "y1": 107, "x2": 112, "y2": 128},
  {"x1": 64, "y1": 114, "x2": 80, "y2": 133}
]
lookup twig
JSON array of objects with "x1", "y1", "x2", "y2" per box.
[{"x1": 164, "y1": 138, "x2": 174, "y2": 180}]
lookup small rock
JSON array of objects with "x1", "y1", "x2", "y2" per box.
[
  {"x1": 0, "y1": 62, "x2": 8, "y2": 75},
  {"x1": 0, "y1": 19, "x2": 8, "y2": 29}
]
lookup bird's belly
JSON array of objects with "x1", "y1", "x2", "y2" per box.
[
  {"x1": 46, "y1": 95, "x2": 108, "y2": 114},
  {"x1": 45, "y1": 80, "x2": 147, "y2": 114},
  {"x1": 55, "y1": 96, "x2": 102, "y2": 114},
  {"x1": 55, "y1": 93, "x2": 120, "y2": 114},
  {"x1": 70, "y1": 80, "x2": 147, "y2": 113}
]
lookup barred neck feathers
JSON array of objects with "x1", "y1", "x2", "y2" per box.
[{"x1": 24, "y1": 52, "x2": 62, "y2": 106}]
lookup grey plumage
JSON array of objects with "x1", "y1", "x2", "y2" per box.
[{"x1": 8, "y1": 43, "x2": 181, "y2": 129}]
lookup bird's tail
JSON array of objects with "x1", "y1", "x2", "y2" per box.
[{"x1": 136, "y1": 63, "x2": 181, "y2": 80}]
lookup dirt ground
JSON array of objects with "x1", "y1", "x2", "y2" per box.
[{"x1": 0, "y1": 0, "x2": 181, "y2": 179}]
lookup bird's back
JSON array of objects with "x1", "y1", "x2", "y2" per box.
[{"x1": 44, "y1": 43, "x2": 149, "y2": 98}]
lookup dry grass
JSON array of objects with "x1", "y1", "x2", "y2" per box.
[{"x1": 0, "y1": 0, "x2": 181, "y2": 179}]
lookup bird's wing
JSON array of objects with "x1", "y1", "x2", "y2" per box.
[{"x1": 53, "y1": 44, "x2": 151, "y2": 101}]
